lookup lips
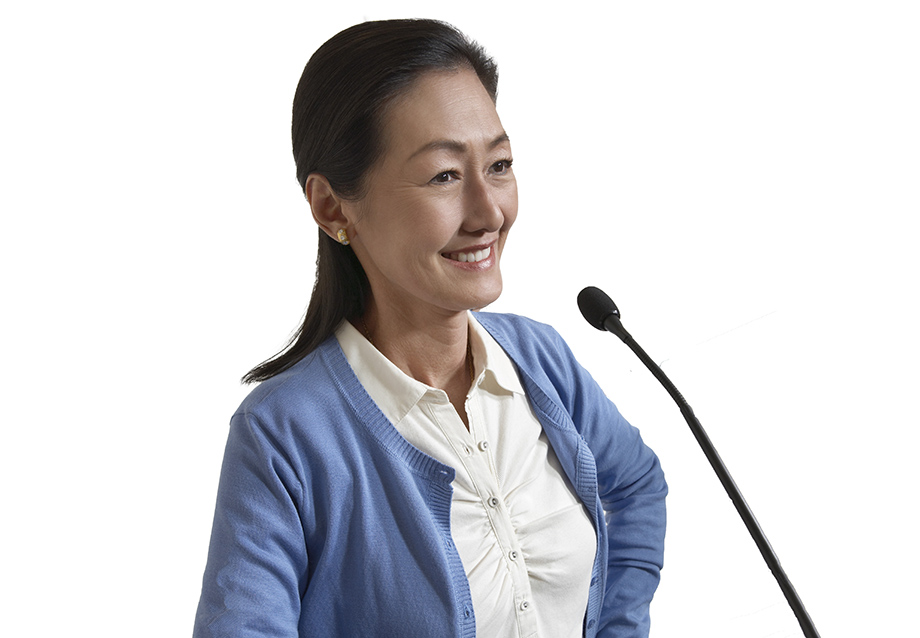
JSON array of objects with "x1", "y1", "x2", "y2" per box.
[{"x1": 444, "y1": 245, "x2": 492, "y2": 263}]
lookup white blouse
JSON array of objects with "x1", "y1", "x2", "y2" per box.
[{"x1": 336, "y1": 314, "x2": 596, "y2": 638}]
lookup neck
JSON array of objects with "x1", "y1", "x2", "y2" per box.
[
  {"x1": 356, "y1": 300, "x2": 474, "y2": 428},
  {"x1": 359, "y1": 301, "x2": 471, "y2": 391}
]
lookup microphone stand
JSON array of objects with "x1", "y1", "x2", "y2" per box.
[{"x1": 595, "y1": 302, "x2": 820, "y2": 638}]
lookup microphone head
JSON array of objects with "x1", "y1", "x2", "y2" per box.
[{"x1": 577, "y1": 286, "x2": 621, "y2": 331}]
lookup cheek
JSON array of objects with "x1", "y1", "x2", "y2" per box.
[
  {"x1": 413, "y1": 211, "x2": 463, "y2": 251},
  {"x1": 501, "y1": 186, "x2": 519, "y2": 231}
]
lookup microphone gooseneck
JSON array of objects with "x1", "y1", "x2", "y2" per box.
[{"x1": 578, "y1": 286, "x2": 820, "y2": 638}]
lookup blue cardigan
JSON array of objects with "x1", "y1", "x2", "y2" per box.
[{"x1": 194, "y1": 313, "x2": 667, "y2": 638}]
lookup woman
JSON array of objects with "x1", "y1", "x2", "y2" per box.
[{"x1": 194, "y1": 19, "x2": 666, "y2": 638}]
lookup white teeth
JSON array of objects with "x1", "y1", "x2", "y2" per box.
[{"x1": 450, "y1": 246, "x2": 491, "y2": 263}]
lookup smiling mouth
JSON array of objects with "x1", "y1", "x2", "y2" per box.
[{"x1": 444, "y1": 245, "x2": 492, "y2": 263}]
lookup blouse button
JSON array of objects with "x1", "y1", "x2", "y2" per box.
[
  {"x1": 509, "y1": 550, "x2": 518, "y2": 561},
  {"x1": 519, "y1": 600, "x2": 530, "y2": 611},
  {"x1": 478, "y1": 440, "x2": 490, "y2": 451},
  {"x1": 487, "y1": 496, "x2": 500, "y2": 508}
]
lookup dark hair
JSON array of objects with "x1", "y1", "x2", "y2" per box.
[{"x1": 243, "y1": 19, "x2": 499, "y2": 383}]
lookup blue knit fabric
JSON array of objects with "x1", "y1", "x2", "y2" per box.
[{"x1": 194, "y1": 313, "x2": 666, "y2": 638}]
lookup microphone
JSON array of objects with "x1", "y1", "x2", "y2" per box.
[
  {"x1": 578, "y1": 286, "x2": 820, "y2": 638},
  {"x1": 576, "y1": 286, "x2": 628, "y2": 340}
]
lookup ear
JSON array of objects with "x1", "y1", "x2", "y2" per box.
[{"x1": 305, "y1": 173, "x2": 350, "y2": 241}]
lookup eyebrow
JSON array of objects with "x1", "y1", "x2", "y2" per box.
[{"x1": 408, "y1": 132, "x2": 511, "y2": 160}]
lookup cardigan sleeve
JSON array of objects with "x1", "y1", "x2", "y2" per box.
[
  {"x1": 592, "y1": 412, "x2": 667, "y2": 638},
  {"x1": 550, "y1": 329, "x2": 668, "y2": 638},
  {"x1": 193, "y1": 410, "x2": 308, "y2": 638}
]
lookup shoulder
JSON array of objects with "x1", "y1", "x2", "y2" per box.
[
  {"x1": 230, "y1": 336, "x2": 421, "y2": 471},
  {"x1": 473, "y1": 310, "x2": 556, "y2": 335},
  {"x1": 474, "y1": 311, "x2": 576, "y2": 373},
  {"x1": 232, "y1": 337, "x2": 357, "y2": 440},
  {"x1": 473, "y1": 311, "x2": 588, "y2": 416}
]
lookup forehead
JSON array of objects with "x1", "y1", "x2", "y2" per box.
[{"x1": 377, "y1": 68, "x2": 506, "y2": 159}]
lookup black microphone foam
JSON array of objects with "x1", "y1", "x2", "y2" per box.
[{"x1": 577, "y1": 286, "x2": 621, "y2": 331}]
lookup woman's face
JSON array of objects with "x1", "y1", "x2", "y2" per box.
[{"x1": 343, "y1": 68, "x2": 518, "y2": 322}]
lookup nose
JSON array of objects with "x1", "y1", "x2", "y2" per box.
[{"x1": 462, "y1": 174, "x2": 515, "y2": 234}]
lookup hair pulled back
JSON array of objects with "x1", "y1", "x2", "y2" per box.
[{"x1": 244, "y1": 19, "x2": 499, "y2": 383}]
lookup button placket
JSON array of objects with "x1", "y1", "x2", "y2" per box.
[{"x1": 457, "y1": 382, "x2": 539, "y2": 638}]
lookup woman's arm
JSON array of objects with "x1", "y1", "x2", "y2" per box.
[{"x1": 193, "y1": 411, "x2": 307, "y2": 638}]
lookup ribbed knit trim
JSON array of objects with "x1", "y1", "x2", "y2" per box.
[
  {"x1": 309, "y1": 317, "x2": 603, "y2": 638},
  {"x1": 321, "y1": 338, "x2": 475, "y2": 637},
  {"x1": 321, "y1": 339, "x2": 456, "y2": 483},
  {"x1": 476, "y1": 313, "x2": 607, "y2": 637}
]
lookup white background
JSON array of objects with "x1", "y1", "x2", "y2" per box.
[{"x1": 2, "y1": 1, "x2": 918, "y2": 636}]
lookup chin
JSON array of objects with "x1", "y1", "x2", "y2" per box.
[{"x1": 467, "y1": 280, "x2": 503, "y2": 311}]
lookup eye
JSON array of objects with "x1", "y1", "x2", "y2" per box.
[
  {"x1": 490, "y1": 159, "x2": 513, "y2": 175},
  {"x1": 430, "y1": 170, "x2": 459, "y2": 184}
]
